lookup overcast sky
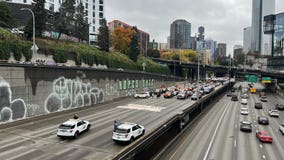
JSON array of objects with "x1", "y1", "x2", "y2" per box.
[{"x1": 106, "y1": 0, "x2": 284, "y2": 55}]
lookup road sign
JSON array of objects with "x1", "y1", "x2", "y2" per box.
[
  {"x1": 262, "y1": 77, "x2": 271, "y2": 83},
  {"x1": 247, "y1": 75, "x2": 258, "y2": 83}
]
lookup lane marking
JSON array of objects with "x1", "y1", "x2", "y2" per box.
[
  {"x1": 259, "y1": 144, "x2": 263, "y2": 148},
  {"x1": 262, "y1": 155, "x2": 266, "y2": 159},
  {"x1": 234, "y1": 139, "x2": 237, "y2": 148},
  {"x1": 235, "y1": 124, "x2": 237, "y2": 129},
  {"x1": 203, "y1": 102, "x2": 230, "y2": 160}
]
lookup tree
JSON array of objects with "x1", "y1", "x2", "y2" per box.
[
  {"x1": 24, "y1": 0, "x2": 47, "y2": 38},
  {"x1": 74, "y1": 2, "x2": 89, "y2": 42},
  {"x1": 54, "y1": 0, "x2": 76, "y2": 40},
  {"x1": 129, "y1": 26, "x2": 139, "y2": 62},
  {"x1": 0, "y1": 2, "x2": 15, "y2": 28},
  {"x1": 98, "y1": 18, "x2": 109, "y2": 52},
  {"x1": 111, "y1": 27, "x2": 134, "y2": 54}
]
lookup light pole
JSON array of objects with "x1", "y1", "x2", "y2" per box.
[
  {"x1": 20, "y1": 8, "x2": 38, "y2": 60},
  {"x1": 197, "y1": 53, "x2": 200, "y2": 100}
]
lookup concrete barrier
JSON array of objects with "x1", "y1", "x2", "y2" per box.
[{"x1": 0, "y1": 64, "x2": 180, "y2": 124}]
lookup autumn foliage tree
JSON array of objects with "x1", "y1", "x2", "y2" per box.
[{"x1": 111, "y1": 27, "x2": 134, "y2": 54}]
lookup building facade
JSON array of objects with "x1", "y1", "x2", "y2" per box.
[
  {"x1": 108, "y1": 20, "x2": 150, "y2": 56},
  {"x1": 205, "y1": 39, "x2": 217, "y2": 63},
  {"x1": 3, "y1": 0, "x2": 104, "y2": 44},
  {"x1": 217, "y1": 43, "x2": 227, "y2": 58},
  {"x1": 170, "y1": 19, "x2": 191, "y2": 49},
  {"x1": 264, "y1": 12, "x2": 284, "y2": 71},
  {"x1": 243, "y1": 27, "x2": 252, "y2": 54},
  {"x1": 251, "y1": 0, "x2": 275, "y2": 55}
]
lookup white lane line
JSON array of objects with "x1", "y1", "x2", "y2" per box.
[
  {"x1": 260, "y1": 144, "x2": 263, "y2": 148},
  {"x1": 235, "y1": 124, "x2": 237, "y2": 129},
  {"x1": 262, "y1": 155, "x2": 266, "y2": 159},
  {"x1": 203, "y1": 102, "x2": 230, "y2": 160},
  {"x1": 234, "y1": 139, "x2": 237, "y2": 148}
]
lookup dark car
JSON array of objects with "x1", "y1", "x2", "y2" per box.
[
  {"x1": 231, "y1": 95, "x2": 238, "y2": 101},
  {"x1": 258, "y1": 116, "x2": 269, "y2": 125},
  {"x1": 227, "y1": 92, "x2": 233, "y2": 97},
  {"x1": 255, "y1": 102, "x2": 263, "y2": 109},
  {"x1": 275, "y1": 104, "x2": 284, "y2": 110},
  {"x1": 240, "y1": 121, "x2": 252, "y2": 132}
]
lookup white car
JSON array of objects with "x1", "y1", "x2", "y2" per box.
[
  {"x1": 134, "y1": 92, "x2": 150, "y2": 98},
  {"x1": 268, "y1": 109, "x2": 279, "y2": 117},
  {"x1": 279, "y1": 124, "x2": 284, "y2": 135},
  {"x1": 241, "y1": 98, "x2": 248, "y2": 105},
  {"x1": 240, "y1": 107, "x2": 249, "y2": 115},
  {"x1": 11, "y1": 28, "x2": 24, "y2": 35},
  {"x1": 112, "y1": 122, "x2": 145, "y2": 144},
  {"x1": 57, "y1": 119, "x2": 91, "y2": 138}
]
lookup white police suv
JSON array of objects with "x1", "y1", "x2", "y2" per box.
[
  {"x1": 112, "y1": 122, "x2": 145, "y2": 144},
  {"x1": 57, "y1": 119, "x2": 91, "y2": 139}
]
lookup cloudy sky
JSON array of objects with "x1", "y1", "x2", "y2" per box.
[{"x1": 106, "y1": 0, "x2": 284, "y2": 55}]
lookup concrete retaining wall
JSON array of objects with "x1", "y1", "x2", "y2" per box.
[{"x1": 0, "y1": 64, "x2": 180, "y2": 124}]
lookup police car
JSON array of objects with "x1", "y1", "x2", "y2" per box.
[
  {"x1": 57, "y1": 119, "x2": 91, "y2": 139},
  {"x1": 112, "y1": 122, "x2": 145, "y2": 144}
]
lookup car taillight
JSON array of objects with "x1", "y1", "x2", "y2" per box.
[{"x1": 125, "y1": 134, "x2": 129, "y2": 138}]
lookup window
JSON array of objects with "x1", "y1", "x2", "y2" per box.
[
  {"x1": 93, "y1": 5, "x2": 95, "y2": 10},
  {"x1": 23, "y1": 0, "x2": 27, "y2": 3},
  {"x1": 93, "y1": 26, "x2": 96, "y2": 32},
  {"x1": 93, "y1": 19, "x2": 96, "y2": 24},
  {"x1": 99, "y1": 12, "x2": 103, "y2": 18},
  {"x1": 99, "y1": 0, "x2": 103, "y2": 4},
  {"x1": 93, "y1": 0, "x2": 95, "y2": 3},
  {"x1": 93, "y1": 12, "x2": 96, "y2": 17},
  {"x1": 99, "y1": 6, "x2": 103, "y2": 11},
  {"x1": 85, "y1": 3, "x2": 88, "y2": 9}
]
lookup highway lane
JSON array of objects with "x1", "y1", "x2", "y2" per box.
[
  {"x1": 160, "y1": 82, "x2": 284, "y2": 160},
  {"x1": 0, "y1": 83, "x2": 226, "y2": 160}
]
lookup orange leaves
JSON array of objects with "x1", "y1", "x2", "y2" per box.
[{"x1": 111, "y1": 27, "x2": 135, "y2": 54}]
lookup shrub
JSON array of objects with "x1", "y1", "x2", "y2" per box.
[
  {"x1": 22, "y1": 42, "x2": 32, "y2": 61},
  {"x1": 11, "y1": 42, "x2": 22, "y2": 61},
  {"x1": 0, "y1": 41, "x2": 10, "y2": 60}
]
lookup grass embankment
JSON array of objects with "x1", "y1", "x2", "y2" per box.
[{"x1": 0, "y1": 27, "x2": 170, "y2": 75}]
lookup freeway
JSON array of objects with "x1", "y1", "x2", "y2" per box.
[
  {"x1": 158, "y1": 82, "x2": 284, "y2": 160},
  {"x1": 0, "y1": 83, "x2": 226, "y2": 160}
]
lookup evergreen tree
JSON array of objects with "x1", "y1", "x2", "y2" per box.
[
  {"x1": 0, "y1": 2, "x2": 15, "y2": 28},
  {"x1": 24, "y1": 0, "x2": 47, "y2": 38},
  {"x1": 74, "y1": 2, "x2": 89, "y2": 42},
  {"x1": 54, "y1": 0, "x2": 76, "y2": 39},
  {"x1": 129, "y1": 26, "x2": 139, "y2": 62},
  {"x1": 98, "y1": 18, "x2": 109, "y2": 52}
]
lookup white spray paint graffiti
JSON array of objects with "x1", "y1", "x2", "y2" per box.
[
  {"x1": 44, "y1": 77, "x2": 104, "y2": 113},
  {"x1": 105, "y1": 80, "x2": 120, "y2": 96},
  {"x1": 0, "y1": 78, "x2": 27, "y2": 122}
]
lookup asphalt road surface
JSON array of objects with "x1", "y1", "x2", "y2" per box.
[
  {"x1": 159, "y1": 82, "x2": 284, "y2": 160},
  {"x1": 0, "y1": 84, "x2": 225, "y2": 160}
]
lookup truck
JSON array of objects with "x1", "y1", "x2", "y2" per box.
[{"x1": 250, "y1": 88, "x2": 256, "y2": 93}]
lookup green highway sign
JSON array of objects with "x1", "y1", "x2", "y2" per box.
[
  {"x1": 247, "y1": 75, "x2": 258, "y2": 83},
  {"x1": 262, "y1": 77, "x2": 271, "y2": 83}
]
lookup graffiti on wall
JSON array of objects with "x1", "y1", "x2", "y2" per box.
[
  {"x1": 105, "y1": 80, "x2": 120, "y2": 97},
  {"x1": 44, "y1": 77, "x2": 104, "y2": 113},
  {"x1": 0, "y1": 78, "x2": 27, "y2": 122}
]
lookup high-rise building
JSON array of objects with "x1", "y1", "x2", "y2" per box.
[
  {"x1": 4, "y1": 0, "x2": 104, "y2": 45},
  {"x1": 251, "y1": 0, "x2": 275, "y2": 55},
  {"x1": 233, "y1": 45, "x2": 243, "y2": 60},
  {"x1": 243, "y1": 27, "x2": 252, "y2": 54},
  {"x1": 205, "y1": 39, "x2": 217, "y2": 62},
  {"x1": 264, "y1": 12, "x2": 284, "y2": 71},
  {"x1": 108, "y1": 20, "x2": 150, "y2": 56},
  {"x1": 198, "y1": 26, "x2": 205, "y2": 41},
  {"x1": 217, "y1": 43, "x2": 227, "y2": 58},
  {"x1": 170, "y1": 19, "x2": 191, "y2": 49}
]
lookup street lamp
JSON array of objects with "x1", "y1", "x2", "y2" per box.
[{"x1": 20, "y1": 8, "x2": 38, "y2": 60}]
